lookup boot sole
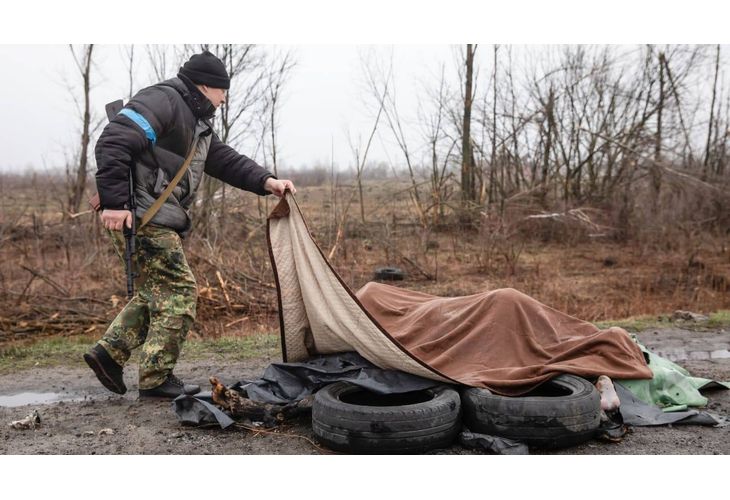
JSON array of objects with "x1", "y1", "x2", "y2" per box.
[{"x1": 83, "y1": 352, "x2": 127, "y2": 395}]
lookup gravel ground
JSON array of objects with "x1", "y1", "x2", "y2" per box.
[{"x1": 1, "y1": 328, "x2": 728, "y2": 455}]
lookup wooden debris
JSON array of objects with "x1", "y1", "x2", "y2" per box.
[{"x1": 209, "y1": 376, "x2": 313, "y2": 427}]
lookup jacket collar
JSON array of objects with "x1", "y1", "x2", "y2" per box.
[{"x1": 166, "y1": 75, "x2": 217, "y2": 120}]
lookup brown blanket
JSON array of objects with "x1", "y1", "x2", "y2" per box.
[
  {"x1": 356, "y1": 282, "x2": 652, "y2": 395},
  {"x1": 267, "y1": 193, "x2": 652, "y2": 396}
]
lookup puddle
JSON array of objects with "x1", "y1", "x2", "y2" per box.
[
  {"x1": 0, "y1": 392, "x2": 87, "y2": 408},
  {"x1": 651, "y1": 349, "x2": 730, "y2": 362}
]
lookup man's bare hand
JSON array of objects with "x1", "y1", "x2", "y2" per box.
[
  {"x1": 264, "y1": 178, "x2": 297, "y2": 197},
  {"x1": 101, "y1": 209, "x2": 133, "y2": 232}
]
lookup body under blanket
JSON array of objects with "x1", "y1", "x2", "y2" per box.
[{"x1": 267, "y1": 193, "x2": 652, "y2": 396}]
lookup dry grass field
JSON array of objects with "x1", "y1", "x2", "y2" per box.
[{"x1": 1, "y1": 174, "x2": 729, "y2": 348}]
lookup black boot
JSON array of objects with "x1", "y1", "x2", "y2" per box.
[
  {"x1": 83, "y1": 345, "x2": 127, "y2": 395},
  {"x1": 138, "y1": 374, "x2": 200, "y2": 399}
]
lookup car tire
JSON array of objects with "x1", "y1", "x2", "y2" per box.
[
  {"x1": 461, "y1": 374, "x2": 601, "y2": 449},
  {"x1": 312, "y1": 382, "x2": 461, "y2": 454},
  {"x1": 374, "y1": 267, "x2": 405, "y2": 281}
]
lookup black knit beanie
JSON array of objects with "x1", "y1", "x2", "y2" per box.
[{"x1": 179, "y1": 51, "x2": 230, "y2": 89}]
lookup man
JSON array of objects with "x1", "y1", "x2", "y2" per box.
[{"x1": 84, "y1": 50, "x2": 296, "y2": 399}]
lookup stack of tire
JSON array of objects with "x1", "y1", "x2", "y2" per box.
[
  {"x1": 460, "y1": 375, "x2": 602, "y2": 449},
  {"x1": 312, "y1": 382, "x2": 461, "y2": 454},
  {"x1": 311, "y1": 375, "x2": 601, "y2": 453}
]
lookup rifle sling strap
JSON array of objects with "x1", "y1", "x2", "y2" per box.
[{"x1": 139, "y1": 138, "x2": 199, "y2": 229}]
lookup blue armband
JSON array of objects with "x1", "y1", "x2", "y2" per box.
[{"x1": 118, "y1": 108, "x2": 157, "y2": 145}]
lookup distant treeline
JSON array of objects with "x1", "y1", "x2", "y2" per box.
[{"x1": 50, "y1": 45, "x2": 730, "y2": 241}]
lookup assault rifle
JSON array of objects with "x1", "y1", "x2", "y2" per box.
[{"x1": 105, "y1": 99, "x2": 137, "y2": 299}]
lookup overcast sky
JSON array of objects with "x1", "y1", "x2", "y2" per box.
[
  {"x1": 1, "y1": 1, "x2": 727, "y2": 177},
  {"x1": 0, "y1": 44, "x2": 460, "y2": 174}
]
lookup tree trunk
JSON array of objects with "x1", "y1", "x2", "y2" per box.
[
  {"x1": 490, "y1": 45, "x2": 498, "y2": 208},
  {"x1": 541, "y1": 87, "x2": 555, "y2": 206},
  {"x1": 652, "y1": 50, "x2": 665, "y2": 208},
  {"x1": 461, "y1": 44, "x2": 477, "y2": 222},
  {"x1": 704, "y1": 44, "x2": 720, "y2": 178},
  {"x1": 69, "y1": 44, "x2": 94, "y2": 215},
  {"x1": 126, "y1": 45, "x2": 135, "y2": 101},
  {"x1": 270, "y1": 93, "x2": 278, "y2": 177}
]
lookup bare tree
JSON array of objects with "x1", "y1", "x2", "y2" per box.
[
  {"x1": 704, "y1": 44, "x2": 721, "y2": 177},
  {"x1": 265, "y1": 50, "x2": 296, "y2": 177},
  {"x1": 489, "y1": 45, "x2": 499, "y2": 208},
  {"x1": 190, "y1": 44, "x2": 268, "y2": 238},
  {"x1": 460, "y1": 44, "x2": 478, "y2": 221},
  {"x1": 418, "y1": 63, "x2": 457, "y2": 226},
  {"x1": 328, "y1": 61, "x2": 389, "y2": 259},
  {"x1": 124, "y1": 45, "x2": 135, "y2": 100},
  {"x1": 67, "y1": 44, "x2": 94, "y2": 215},
  {"x1": 146, "y1": 45, "x2": 172, "y2": 83},
  {"x1": 362, "y1": 50, "x2": 429, "y2": 226},
  {"x1": 651, "y1": 47, "x2": 666, "y2": 208}
]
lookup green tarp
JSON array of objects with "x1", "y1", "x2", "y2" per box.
[{"x1": 618, "y1": 340, "x2": 730, "y2": 412}]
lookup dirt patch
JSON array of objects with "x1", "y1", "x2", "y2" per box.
[{"x1": 1, "y1": 328, "x2": 728, "y2": 455}]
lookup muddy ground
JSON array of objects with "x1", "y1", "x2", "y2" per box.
[{"x1": 1, "y1": 327, "x2": 728, "y2": 455}]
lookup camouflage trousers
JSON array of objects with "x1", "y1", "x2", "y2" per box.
[{"x1": 97, "y1": 225, "x2": 197, "y2": 389}]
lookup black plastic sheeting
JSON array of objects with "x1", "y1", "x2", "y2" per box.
[
  {"x1": 614, "y1": 382, "x2": 723, "y2": 427},
  {"x1": 235, "y1": 352, "x2": 439, "y2": 404},
  {"x1": 174, "y1": 352, "x2": 440, "y2": 428},
  {"x1": 459, "y1": 430, "x2": 529, "y2": 455},
  {"x1": 173, "y1": 352, "x2": 725, "y2": 431},
  {"x1": 174, "y1": 393, "x2": 235, "y2": 428}
]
